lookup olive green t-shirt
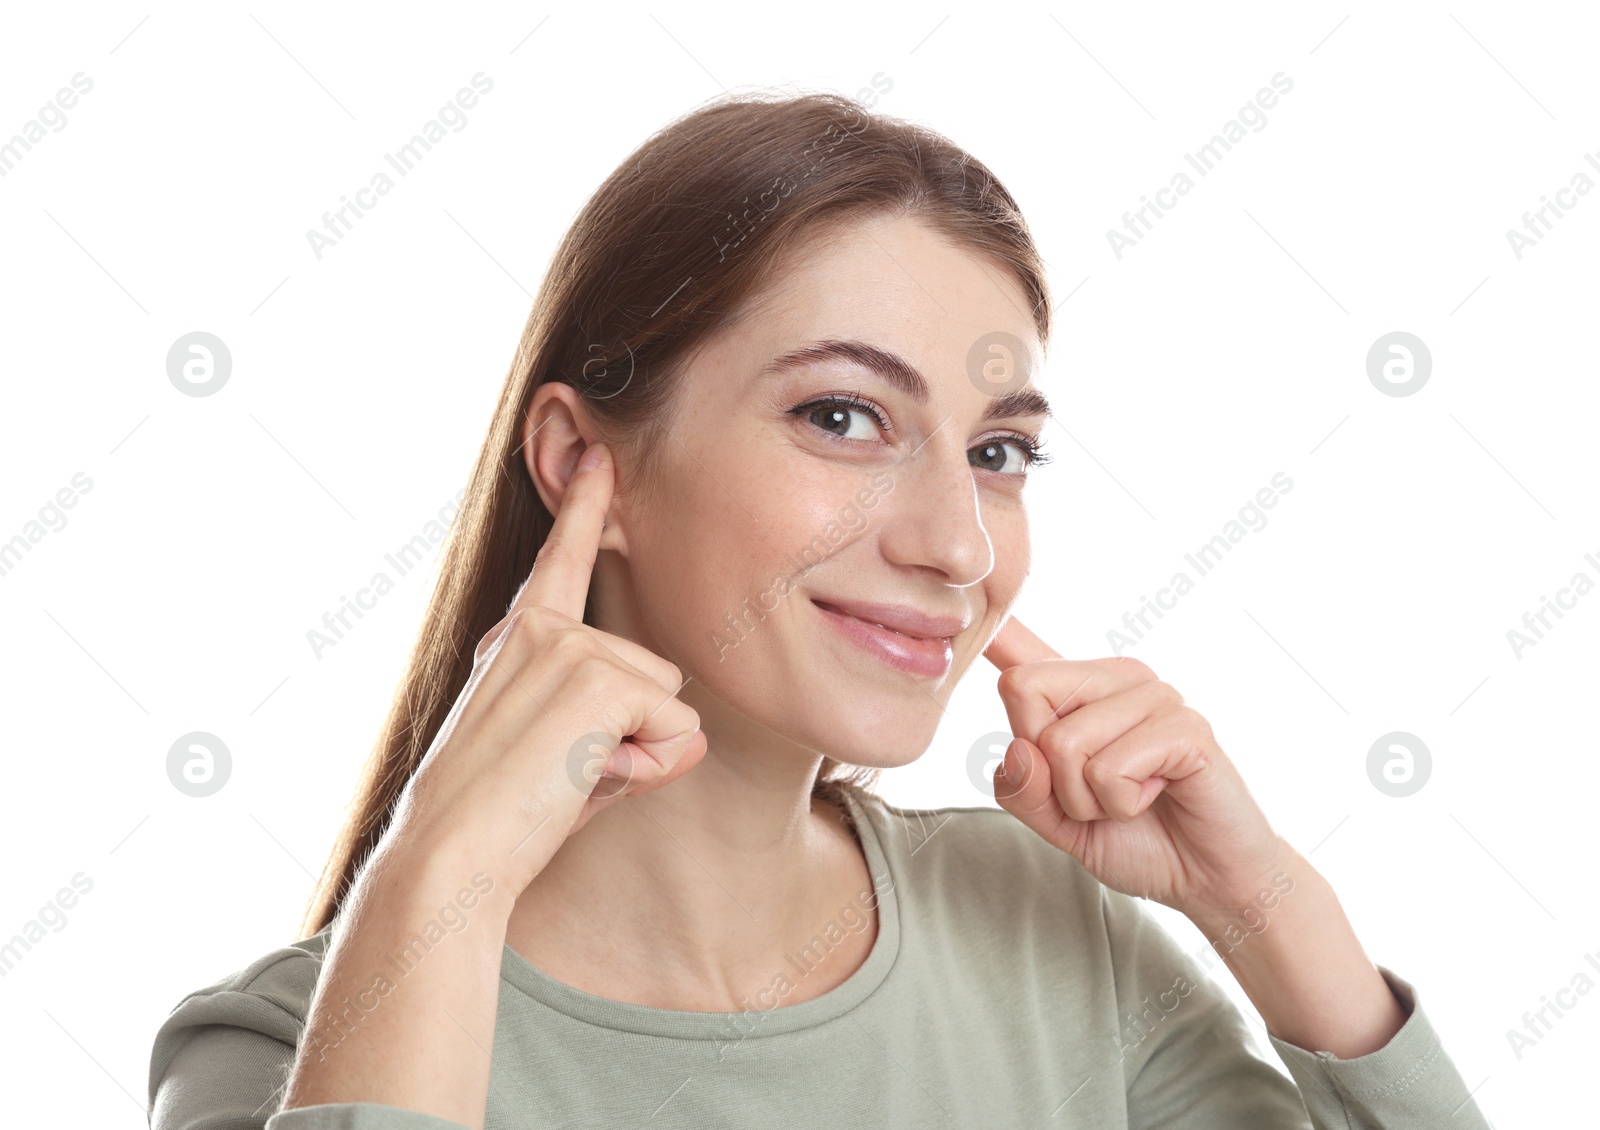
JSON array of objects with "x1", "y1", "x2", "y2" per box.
[{"x1": 147, "y1": 785, "x2": 1489, "y2": 1128}]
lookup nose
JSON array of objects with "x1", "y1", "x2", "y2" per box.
[{"x1": 875, "y1": 433, "x2": 994, "y2": 589}]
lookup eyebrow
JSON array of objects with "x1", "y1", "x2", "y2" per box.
[{"x1": 759, "y1": 338, "x2": 1052, "y2": 423}]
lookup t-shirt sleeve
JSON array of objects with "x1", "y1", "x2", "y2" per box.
[
  {"x1": 146, "y1": 945, "x2": 470, "y2": 1130},
  {"x1": 1264, "y1": 967, "x2": 1491, "y2": 1129},
  {"x1": 1100, "y1": 886, "x2": 1490, "y2": 1130}
]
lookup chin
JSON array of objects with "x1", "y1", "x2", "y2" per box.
[{"x1": 781, "y1": 667, "x2": 950, "y2": 771}]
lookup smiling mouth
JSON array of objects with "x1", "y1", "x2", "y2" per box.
[
  {"x1": 810, "y1": 599, "x2": 959, "y2": 679},
  {"x1": 813, "y1": 603, "x2": 945, "y2": 639}
]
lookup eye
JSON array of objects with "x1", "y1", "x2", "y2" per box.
[
  {"x1": 970, "y1": 435, "x2": 1049, "y2": 476},
  {"x1": 791, "y1": 394, "x2": 889, "y2": 442},
  {"x1": 789, "y1": 394, "x2": 1051, "y2": 476}
]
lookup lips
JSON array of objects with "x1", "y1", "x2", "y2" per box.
[
  {"x1": 811, "y1": 598, "x2": 969, "y2": 640},
  {"x1": 811, "y1": 597, "x2": 967, "y2": 678}
]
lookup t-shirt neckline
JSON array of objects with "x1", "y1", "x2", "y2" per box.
[{"x1": 497, "y1": 786, "x2": 900, "y2": 1040}]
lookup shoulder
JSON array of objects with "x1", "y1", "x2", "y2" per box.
[
  {"x1": 159, "y1": 927, "x2": 331, "y2": 1037},
  {"x1": 147, "y1": 928, "x2": 333, "y2": 1114}
]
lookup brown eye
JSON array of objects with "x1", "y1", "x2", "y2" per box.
[
  {"x1": 970, "y1": 437, "x2": 1045, "y2": 475},
  {"x1": 792, "y1": 396, "x2": 888, "y2": 441}
]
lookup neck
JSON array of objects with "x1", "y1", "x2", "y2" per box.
[{"x1": 503, "y1": 690, "x2": 872, "y2": 1013}]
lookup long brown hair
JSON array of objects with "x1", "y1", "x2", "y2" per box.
[{"x1": 299, "y1": 88, "x2": 1052, "y2": 939}]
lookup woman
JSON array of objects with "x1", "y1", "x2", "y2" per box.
[{"x1": 147, "y1": 91, "x2": 1488, "y2": 1129}]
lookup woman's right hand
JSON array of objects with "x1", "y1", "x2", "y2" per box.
[{"x1": 379, "y1": 441, "x2": 708, "y2": 902}]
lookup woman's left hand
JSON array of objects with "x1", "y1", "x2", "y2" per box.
[{"x1": 982, "y1": 614, "x2": 1293, "y2": 918}]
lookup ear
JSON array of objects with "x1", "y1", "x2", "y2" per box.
[{"x1": 520, "y1": 383, "x2": 628, "y2": 555}]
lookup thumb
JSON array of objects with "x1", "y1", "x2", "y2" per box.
[
  {"x1": 993, "y1": 737, "x2": 1093, "y2": 867},
  {"x1": 992, "y1": 735, "x2": 1051, "y2": 814},
  {"x1": 606, "y1": 726, "x2": 709, "y2": 799}
]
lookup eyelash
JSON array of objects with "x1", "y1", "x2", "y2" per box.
[{"x1": 788, "y1": 393, "x2": 1052, "y2": 471}]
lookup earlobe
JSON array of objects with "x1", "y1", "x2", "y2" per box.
[{"x1": 597, "y1": 510, "x2": 628, "y2": 555}]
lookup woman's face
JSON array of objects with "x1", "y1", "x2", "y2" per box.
[{"x1": 609, "y1": 212, "x2": 1049, "y2": 770}]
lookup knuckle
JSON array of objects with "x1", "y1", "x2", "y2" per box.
[
  {"x1": 1043, "y1": 726, "x2": 1089, "y2": 765},
  {"x1": 491, "y1": 611, "x2": 540, "y2": 660},
  {"x1": 504, "y1": 608, "x2": 538, "y2": 644},
  {"x1": 1151, "y1": 680, "x2": 1184, "y2": 707},
  {"x1": 523, "y1": 603, "x2": 567, "y2": 635},
  {"x1": 996, "y1": 664, "x2": 1034, "y2": 698},
  {"x1": 1084, "y1": 755, "x2": 1119, "y2": 787},
  {"x1": 549, "y1": 622, "x2": 595, "y2": 658},
  {"x1": 570, "y1": 651, "x2": 617, "y2": 691},
  {"x1": 1111, "y1": 656, "x2": 1156, "y2": 681},
  {"x1": 493, "y1": 609, "x2": 535, "y2": 653}
]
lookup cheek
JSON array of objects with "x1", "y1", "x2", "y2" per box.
[
  {"x1": 772, "y1": 465, "x2": 883, "y2": 559},
  {"x1": 650, "y1": 478, "x2": 892, "y2": 710},
  {"x1": 625, "y1": 446, "x2": 834, "y2": 663},
  {"x1": 982, "y1": 504, "x2": 1031, "y2": 610},
  {"x1": 992, "y1": 502, "x2": 1030, "y2": 585},
  {"x1": 630, "y1": 480, "x2": 750, "y2": 651}
]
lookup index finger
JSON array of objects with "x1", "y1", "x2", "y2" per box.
[
  {"x1": 509, "y1": 442, "x2": 614, "y2": 623},
  {"x1": 983, "y1": 614, "x2": 1061, "y2": 671}
]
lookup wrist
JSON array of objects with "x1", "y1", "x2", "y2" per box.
[
  {"x1": 357, "y1": 833, "x2": 518, "y2": 931},
  {"x1": 1180, "y1": 853, "x2": 1406, "y2": 1056},
  {"x1": 1180, "y1": 838, "x2": 1308, "y2": 942}
]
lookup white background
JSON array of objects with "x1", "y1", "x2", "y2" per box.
[{"x1": 1, "y1": 2, "x2": 1595, "y2": 1126}]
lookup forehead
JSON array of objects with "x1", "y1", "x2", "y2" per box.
[{"x1": 715, "y1": 213, "x2": 1045, "y2": 391}]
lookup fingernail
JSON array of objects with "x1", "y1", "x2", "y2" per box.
[{"x1": 578, "y1": 443, "x2": 608, "y2": 472}]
